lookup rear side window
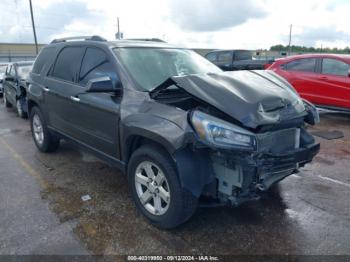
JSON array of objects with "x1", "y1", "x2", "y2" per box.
[
  {"x1": 322, "y1": 58, "x2": 350, "y2": 77},
  {"x1": 32, "y1": 47, "x2": 54, "y2": 74},
  {"x1": 284, "y1": 58, "x2": 316, "y2": 73},
  {"x1": 78, "y1": 47, "x2": 119, "y2": 87},
  {"x1": 50, "y1": 47, "x2": 84, "y2": 82},
  {"x1": 205, "y1": 52, "x2": 217, "y2": 62},
  {"x1": 234, "y1": 51, "x2": 252, "y2": 61},
  {"x1": 217, "y1": 51, "x2": 232, "y2": 64}
]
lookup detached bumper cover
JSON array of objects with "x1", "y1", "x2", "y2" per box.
[
  {"x1": 214, "y1": 142, "x2": 320, "y2": 205},
  {"x1": 256, "y1": 143, "x2": 320, "y2": 190}
]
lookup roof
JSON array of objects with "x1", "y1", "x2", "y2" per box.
[
  {"x1": 277, "y1": 53, "x2": 350, "y2": 63},
  {"x1": 107, "y1": 40, "x2": 178, "y2": 48},
  {"x1": 206, "y1": 49, "x2": 251, "y2": 53},
  {"x1": 47, "y1": 38, "x2": 178, "y2": 49}
]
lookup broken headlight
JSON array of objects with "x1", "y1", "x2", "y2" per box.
[{"x1": 191, "y1": 110, "x2": 257, "y2": 150}]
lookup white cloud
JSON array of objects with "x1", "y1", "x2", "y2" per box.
[
  {"x1": 0, "y1": 0, "x2": 349, "y2": 49},
  {"x1": 168, "y1": 0, "x2": 267, "y2": 32}
]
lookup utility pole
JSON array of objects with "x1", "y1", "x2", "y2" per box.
[
  {"x1": 117, "y1": 17, "x2": 120, "y2": 39},
  {"x1": 115, "y1": 17, "x2": 123, "y2": 40},
  {"x1": 288, "y1": 24, "x2": 293, "y2": 55},
  {"x1": 29, "y1": 0, "x2": 38, "y2": 54}
]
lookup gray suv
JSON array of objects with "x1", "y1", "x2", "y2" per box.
[{"x1": 27, "y1": 36, "x2": 320, "y2": 228}]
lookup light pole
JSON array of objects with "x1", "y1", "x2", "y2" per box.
[{"x1": 29, "y1": 0, "x2": 38, "y2": 54}]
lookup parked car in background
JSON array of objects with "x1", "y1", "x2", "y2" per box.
[
  {"x1": 205, "y1": 50, "x2": 274, "y2": 71},
  {"x1": 268, "y1": 54, "x2": 350, "y2": 111},
  {"x1": 3, "y1": 61, "x2": 33, "y2": 118},
  {"x1": 27, "y1": 36, "x2": 319, "y2": 228},
  {"x1": 0, "y1": 63, "x2": 8, "y2": 96}
]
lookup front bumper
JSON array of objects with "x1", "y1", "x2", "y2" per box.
[{"x1": 210, "y1": 142, "x2": 320, "y2": 205}]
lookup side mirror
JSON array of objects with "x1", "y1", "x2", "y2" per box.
[
  {"x1": 5, "y1": 76, "x2": 14, "y2": 81},
  {"x1": 86, "y1": 76, "x2": 119, "y2": 93}
]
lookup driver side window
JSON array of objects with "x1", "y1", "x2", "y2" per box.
[{"x1": 79, "y1": 47, "x2": 119, "y2": 88}]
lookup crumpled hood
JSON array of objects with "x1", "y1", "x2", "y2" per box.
[{"x1": 170, "y1": 70, "x2": 306, "y2": 128}]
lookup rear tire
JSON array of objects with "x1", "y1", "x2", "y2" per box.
[
  {"x1": 128, "y1": 144, "x2": 198, "y2": 229},
  {"x1": 3, "y1": 92, "x2": 11, "y2": 108},
  {"x1": 30, "y1": 106, "x2": 60, "y2": 152},
  {"x1": 16, "y1": 98, "x2": 27, "y2": 118}
]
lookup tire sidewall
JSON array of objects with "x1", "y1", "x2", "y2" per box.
[
  {"x1": 128, "y1": 146, "x2": 185, "y2": 228},
  {"x1": 16, "y1": 98, "x2": 24, "y2": 118},
  {"x1": 30, "y1": 107, "x2": 49, "y2": 152}
]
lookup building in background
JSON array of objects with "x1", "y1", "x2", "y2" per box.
[{"x1": 0, "y1": 43, "x2": 45, "y2": 62}]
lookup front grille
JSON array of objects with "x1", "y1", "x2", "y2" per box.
[{"x1": 257, "y1": 128, "x2": 300, "y2": 154}]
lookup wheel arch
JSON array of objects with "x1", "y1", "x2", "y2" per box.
[
  {"x1": 27, "y1": 99, "x2": 40, "y2": 115},
  {"x1": 123, "y1": 133, "x2": 176, "y2": 167}
]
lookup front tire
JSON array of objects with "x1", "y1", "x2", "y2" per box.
[
  {"x1": 128, "y1": 145, "x2": 198, "y2": 229},
  {"x1": 16, "y1": 98, "x2": 27, "y2": 118},
  {"x1": 30, "y1": 106, "x2": 60, "y2": 152}
]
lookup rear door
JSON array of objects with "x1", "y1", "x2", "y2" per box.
[
  {"x1": 45, "y1": 46, "x2": 85, "y2": 135},
  {"x1": 70, "y1": 47, "x2": 121, "y2": 158},
  {"x1": 278, "y1": 57, "x2": 319, "y2": 102},
  {"x1": 316, "y1": 58, "x2": 350, "y2": 109}
]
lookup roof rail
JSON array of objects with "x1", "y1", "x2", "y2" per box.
[
  {"x1": 124, "y1": 38, "x2": 167, "y2": 43},
  {"x1": 50, "y1": 35, "x2": 107, "y2": 44}
]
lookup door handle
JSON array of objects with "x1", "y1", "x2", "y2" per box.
[
  {"x1": 42, "y1": 87, "x2": 50, "y2": 92},
  {"x1": 70, "y1": 96, "x2": 80, "y2": 102}
]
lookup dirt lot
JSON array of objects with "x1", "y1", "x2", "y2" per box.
[{"x1": 0, "y1": 99, "x2": 349, "y2": 255}]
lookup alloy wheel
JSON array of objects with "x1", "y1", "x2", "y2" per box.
[
  {"x1": 32, "y1": 114, "x2": 44, "y2": 145},
  {"x1": 134, "y1": 161, "x2": 171, "y2": 216}
]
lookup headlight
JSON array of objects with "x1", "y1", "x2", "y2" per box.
[{"x1": 191, "y1": 110, "x2": 256, "y2": 150}]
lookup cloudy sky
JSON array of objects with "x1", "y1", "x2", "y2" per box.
[{"x1": 1, "y1": 0, "x2": 350, "y2": 49}]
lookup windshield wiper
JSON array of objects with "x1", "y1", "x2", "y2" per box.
[{"x1": 149, "y1": 78, "x2": 179, "y2": 99}]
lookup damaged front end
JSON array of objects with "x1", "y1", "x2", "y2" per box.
[
  {"x1": 208, "y1": 127, "x2": 319, "y2": 206},
  {"x1": 188, "y1": 109, "x2": 319, "y2": 206},
  {"x1": 150, "y1": 70, "x2": 320, "y2": 206}
]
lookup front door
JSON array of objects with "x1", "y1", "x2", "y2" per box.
[{"x1": 69, "y1": 47, "x2": 121, "y2": 158}]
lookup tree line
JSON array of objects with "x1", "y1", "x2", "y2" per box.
[{"x1": 269, "y1": 44, "x2": 350, "y2": 54}]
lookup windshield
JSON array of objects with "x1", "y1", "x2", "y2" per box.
[
  {"x1": 17, "y1": 65, "x2": 32, "y2": 79},
  {"x1": 114, "y1": 48, "x2": 222, "y2": 91}
]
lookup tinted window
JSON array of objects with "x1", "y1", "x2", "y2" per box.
[
  {"x1": 79, "y1": 47, "x2": 119, "y2": 87},
  {"x1": 234, "y1": 51, "x2": 252, "y2": 61},
  {"x1": 284, "y1": 58, "x2": 316, "y2": 72},
  {"x1": 205, "y1": 52, "x2": 216, "y2": 62},
  {"x1": 32, "y1": 47, "x2": 54, "y2": 74},
  {"x1": 322, "y1": 58, "x2": 350, "y2": 77},
  {"x1": 217, "y1": 51, "x2": 232, "y2": 63},
  {"x1": 51, "y1": 47, "x2": 84, "y2": 82}
]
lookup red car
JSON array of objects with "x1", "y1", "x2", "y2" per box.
[{"x1": 268, "y1": 54, "x2": 350, "y2": 111}]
